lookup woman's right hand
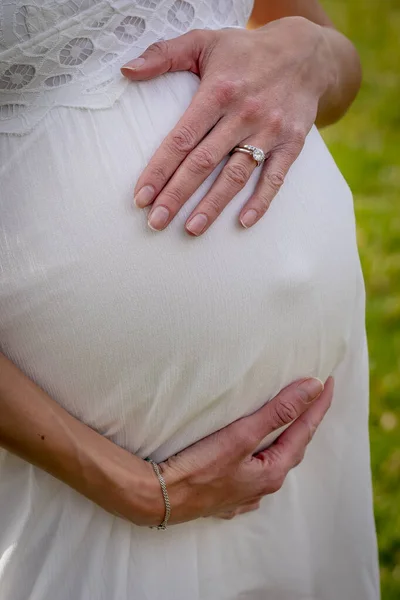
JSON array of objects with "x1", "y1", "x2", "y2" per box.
[{"x1": 157, "y1": 377, "x2": 333, "y2": 525}]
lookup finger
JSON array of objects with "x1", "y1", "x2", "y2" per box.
[
  {"x1": 146, "y1": 118, "x2": 242, "y2": 232},
  {"x1": 184, "y1": 151, "x2": 258, "y2": 236},
  {"x1": 133, "y1": 89, "x2": 221, "y2": 213},
  {"x1": 241, "y1": 377, "x2": 325, "y2": 448},
  {"x1": 216, "y1": 501, "x2": 261, "y2": 520},
  {"x1": 258, "y1": 377, "x2": 334, "y2": 472},
  {"x1": 121, "y1": 29, "x2": 212, "y2": 81},
  {"x1": 184, "y1": 132, "x2": 270, "y2": 236},
  {"x1": 239, "y1": 141, "x2": 303, "y2": 229},
  {"x1": 217, "y1": 511, "x2": 236, "y2": 520}
]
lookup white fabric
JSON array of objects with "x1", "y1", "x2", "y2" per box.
[{"x1": 0, "y1": 1, "x2": 379, "y2": 599}]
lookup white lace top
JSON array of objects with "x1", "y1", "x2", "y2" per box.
[{"x1": 0, "y1": 0, "x2": 253, "y2": 134}]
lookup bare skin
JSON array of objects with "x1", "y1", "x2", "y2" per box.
[
  {"x1": 0, "y1": 352, "x2": 333, "y2": 525},
  {"x1": 121, "y1": 0, "x2": 362, "y2": 235}
]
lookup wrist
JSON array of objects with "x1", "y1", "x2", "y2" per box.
[
  {"x1": 315, "y1": 24, "x2": 339, "y2": 100},
  {"x1": 127, "y1": 460, "x2": 167, "y2": 527},
  {"x1": 158, "y1": 460, "x2": 195, "y2": 525},
  {"x1": 78, "y1": 442, "x2": 166, "y2": 527},
  {"x1": 258, "y1": 16, "x2": 336, "y2": 100},
  {"x1": 113, "y1": 458, "x2": 192, "y2": 528},
  {"x1": 117, "y1": 459, "x2": 167, "y2": 527},
  {"x1": 291, "y1": 16, "x2": 338, "y2": 99}
]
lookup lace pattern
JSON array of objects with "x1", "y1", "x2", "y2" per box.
[{"x1": 0, "y1": 0, "x2": 253, "y2": 134}]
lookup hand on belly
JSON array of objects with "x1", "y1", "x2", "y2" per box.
[{"x1": 154, "y1": 377, "x2": 332, "y2": 524}]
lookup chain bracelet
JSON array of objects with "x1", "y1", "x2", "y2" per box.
[{"x1": 145, "y1": 458, "x2": 171, "y2": 530}]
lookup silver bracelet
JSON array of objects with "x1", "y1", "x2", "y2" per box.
[{"x1": 146, "y1": 458, "x2": 171, "y2": 530}]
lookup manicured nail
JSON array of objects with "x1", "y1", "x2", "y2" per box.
[
  {"x1": 148, "y1": 206, "x2": 170, "y2": 231},
  {"x1": 122, "y1": 57, "x2": 146, "y2": 71},
  {"x1": 240, "y1": 209, "x2": 258, "y2": 228},
  {"x1": 297, "y1": 378, "x2": 324, "y2": 403},
  {"x1": 186, "y1": 213, "x2": 208, "y2": 236},
  {"x1": 134, "y1": 185, "x2": 155, "y2": 208}
]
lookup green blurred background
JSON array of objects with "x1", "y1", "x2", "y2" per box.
[{"x1": 321, "y1": 2, "x2": 400, "y2": 598}]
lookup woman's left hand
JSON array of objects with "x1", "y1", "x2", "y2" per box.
[{"x1": 121, "y1": 17, "x2": 334, "y2": 235}]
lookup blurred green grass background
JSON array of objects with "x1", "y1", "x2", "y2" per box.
[{"x1": 321, "y1": 2, "x2": 400, "y2": 598}]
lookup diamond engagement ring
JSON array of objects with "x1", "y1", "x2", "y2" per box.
[{"x1": 231, "y1": 144, "x2": 266, "y2": 167}]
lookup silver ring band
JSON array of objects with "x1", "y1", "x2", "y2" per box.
[{"x1": 231, "y1": 144, "x2": 266, "y2": 167}]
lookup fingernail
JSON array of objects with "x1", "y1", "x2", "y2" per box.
[
  {"x1": 240, "y1": 209, "x2": 258, "y2": 228},
  {"x1": 134, "y1": 185, "x2": 155, "y2": 208},
  {"x1": 186, "y1": 213, "x2": 208, "y2": 236},
  {"x1": 148, "y1": 206, "x2": 170, "y2": 231},
  {"x1": 122, "y1": 57, "x2": 146, "y2": 71},
  {"x1": 297, "y1": 378, "x2": 324, "y2": 403}
]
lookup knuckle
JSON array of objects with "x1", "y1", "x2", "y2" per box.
[
  {"x1": 265, "y1": 168, "x2": 285, "y2": 192},
  {"x1": 235, "y1": 426, "x2": 258, "y2": 455},
  {"x1": 270, "y1": 463, "x2": 287, "y2": 492},
  {"x1": 272, "y1": 398, "x2": 300, "y2": 429},
  {"x1": 214, "y1": 79, "x2": 241, "y2": 107},
  {"x1": 147, "y1": 40, "x2": 169, "y2": 57},
  {"x1": 224, "y1": 162, "x2": 251, "y2": 187},
  {"x1": 203, "y1": 194, "x2": 223, "y2": 216},
  {"x1": 187, "y1": 147, "x2": 216, "y2": 175},
  {"x1": 184, "y1": 28, "x2": 209, "y2": 46},
  {"x1": 260, "y1": 468, "x2": 285, "y2": 495},
  {"x1": 254, "y1": 193, "x2": 272, "y2": 214},
  {"x1": 270, "y1": 473, "x2": 285, "y2": 493},
  {"x1": 299, "y1": 414, "x2": 318, "y2": 444},
  {"x1": 161, "y1": 187, "x2": 185, "y2": 209},
  {"x1": 227, "y1": 418, "x2": 257, "y2": 451},
  {"x1": 268, "y1": 109, "x2": 285, "y2": 136},
  {"x1": 239, "y1": 97, "x2": 262, "y2": 122},
  {"x1": 288, "y1": 123, "x2": 307, "y2": 147},
  {"x1": 151, "y1": 163, "x2": 169, "y2": 183},
  {"x1": 292, "y1": 448, "x2": 306, "y2": 468},
  {"x1": 170, "y1": 125, "x2": 198, "y2": 155},
  {"x1": 218, "y1": 509, "x2": 237, "y2": 520},
  {"x1": 225, "y1": 512, "x2": 236, "y2": 520}
]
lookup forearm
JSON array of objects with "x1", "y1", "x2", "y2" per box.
[
  {"x1": 248, "y1": 0, "x2": 362, "y2": 127},
  {"x1": 0, "y1": 352, "x2": 163, "y2": 525}
]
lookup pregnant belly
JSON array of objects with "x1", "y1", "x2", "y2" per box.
[{"x1": 0, "y1": 72, "x2": 361, "y2": 461}]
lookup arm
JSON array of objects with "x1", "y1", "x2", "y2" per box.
[
  {"x1": 0, "y1": 352, "x2": 163, "y2": 526},
  {"x1": 248, "y1": 0, "x2": 362, "y2": 127},
  {"x1": 0, "y1": 352, "x2": 332, "y2": 524}
]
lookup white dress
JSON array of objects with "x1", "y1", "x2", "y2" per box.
[{"x1": 0, "y1": 1, "x2": 380, "y2": 599}]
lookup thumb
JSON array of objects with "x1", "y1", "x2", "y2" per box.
[
  {"x1": 120, "y1": 29, "x2": 209, "y2": 81},
  {"x1": 246, "y1": 377, "x2": 325, "y2": 445}
]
